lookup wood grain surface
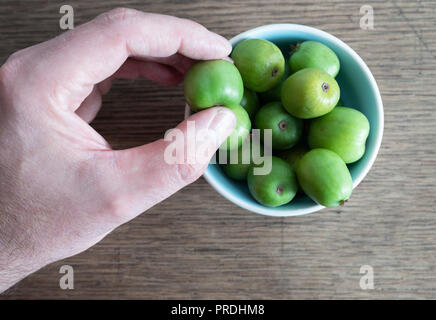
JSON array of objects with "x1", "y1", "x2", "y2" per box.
[{"x1": 1, "y1": 0, "x2": 435, "y2": 299}]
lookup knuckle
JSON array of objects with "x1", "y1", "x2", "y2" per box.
[
  {"x1": 99, "y1": 7, "x2": 138, "y2": 24},
  {"x1": 0, "y1": 52, "x2": 21, "y2": 85},
  {"x1": 179, "y1": 17, "x2": 203, "y2": 30},
  {"x1": 175, "y1": 163, "x2": 203, "y2": 185},
  {"x1": 5, "y1": 50, "x2": 22, "y2": 65}
]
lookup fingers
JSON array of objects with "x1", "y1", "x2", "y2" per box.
[
  {"x1": 145, "y1": 54, "x2": 196, "y2": 74},
  {"x1": 8, "y1": 8, "x2": 231, "y2": 111},
  {"x1": 114, "y1": 58, "x2": 184, "y2": 86},
  {"x1": 98, "y1": 107, "x2": 236, "y2": 224}
]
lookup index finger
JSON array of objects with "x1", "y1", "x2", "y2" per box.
[{"x1": 10, "y1": 8, "x2": 231, "y2": 111}]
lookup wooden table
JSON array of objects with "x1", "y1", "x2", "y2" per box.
[{"x1": 1, "y1": 0, "x2": 435, "y2": 299}]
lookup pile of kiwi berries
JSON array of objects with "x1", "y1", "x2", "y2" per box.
[{"x1": 184, "y1": 39, "x2": 370, "y2": 208}]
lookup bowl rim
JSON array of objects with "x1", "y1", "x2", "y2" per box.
[{"x1": 191, "y1": 23, "x2": 384, "y2": 217}]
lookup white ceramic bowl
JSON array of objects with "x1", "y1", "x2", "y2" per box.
[{"x1": 185, "y1": 24, "x2": 384, "y2": 217}]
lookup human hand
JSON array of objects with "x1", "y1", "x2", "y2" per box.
[{"x1": 0, "y1": 8, "x2": 236, "y2": 292}]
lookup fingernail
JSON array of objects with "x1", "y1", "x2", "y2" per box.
[
  {"x1": 208, "y1": 107, "x2": 236, "y2": 143},
  {"x1": 211, "y1": 33, "x2": 232, "y2": 55}
]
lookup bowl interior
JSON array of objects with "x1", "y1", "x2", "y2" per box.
[{"x1": 203, "y1": 24, "x2": 383, "y2": 216}]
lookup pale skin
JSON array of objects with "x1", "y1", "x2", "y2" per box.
[{"x1": 0, "y1": 8, "x2": 236, "y2": 292}]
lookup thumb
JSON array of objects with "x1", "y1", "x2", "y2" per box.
[{"x1": 101, "y1": 107, "x2": 236, "y2": 224}]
